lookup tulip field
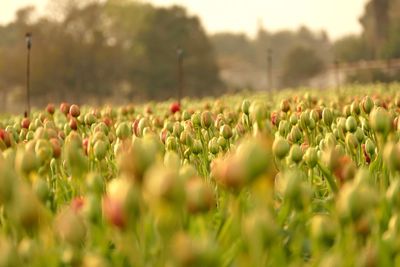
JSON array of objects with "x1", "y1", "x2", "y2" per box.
[{"x1": 2, "y1": 85, "x2": 400, "y2": 266}]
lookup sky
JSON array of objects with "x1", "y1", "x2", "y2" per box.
[{"x1": 0, "y1": 0, "x2": 369, "y2": 40}]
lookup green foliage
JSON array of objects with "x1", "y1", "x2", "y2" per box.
[
  {"x1": 0, "y1": 1, "x2": 223, "y2": 107},
  {"x1": 280, "y1": 46, "x2": 325, "y2": 87}
]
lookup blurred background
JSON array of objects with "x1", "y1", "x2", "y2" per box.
[{"x1": 0, "y1": 0, "x2": 400, "y2": 112}]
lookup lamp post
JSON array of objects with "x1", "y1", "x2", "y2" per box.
[
  {"x1": 177, "y1": 48, "x2": 184, "y2": 106},
  {"x1": 25, "y1": 32, "x2": 32, "y2": 117},
  {"x1": 267, "y1": 48, "x2": 273, "y2": 91}
]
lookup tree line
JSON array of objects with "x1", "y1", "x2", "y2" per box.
[
  {"x1": 0, "y1": 0, "x2": 399, "y2": 110},
  {"x1": 0, "y1": 0, "x2": 223, "y2": 108},
  {"x1": 212, "y1": 0, "x2": 400, "y2": 88}
]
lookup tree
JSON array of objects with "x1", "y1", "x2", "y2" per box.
[
  {"x1": 280, "y1": 46, "x2": 325, "y2": 88},
  {"x1": 0, "y1": 0, "x2": 223, "y2": 109},
  {"x1": 333, "y1": 35, "x2": 372, "y2": 62}
]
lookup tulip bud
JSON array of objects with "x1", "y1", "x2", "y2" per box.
[
  {"x1": 351, "y1": 100, "x2": 361, "y2": 115},
  {"x1": 278, "y1": 120, "x2": 290, "y2": 137},
  {"x1": 116, "y1": 122, "x2": 131, "y2": 139},
  {"x1": 69, "y1": 104, "x2": 80, "y2": 118},
  {"x1": 272, "y1": 137, "x2": 289, "y2": 159},
  {"x1": 144, "y1": 165, "x2": 183, "y2": 204},
  {"x1": 192, "y1": 140, "x2": 203, "y2": 155},
  {"x1": 60, "y1": 102, "x2": 70, "y2": 115},
  {"x1": 164, "y1": 151, "x2": 181, "y2": 170},
  {"x1": 345, "y1": 116, "x2": 357, "y2": 133},
  {"x1": 94, "y1": 140, "x2": 107, "y2": 160},
  {"x1": 290, "y1": 144, "x2": 303, "y2": 163},
  {"x1": 55, "y1": 208, "x2": 86, "y2": 246},
  {"x1": 370, "y1": 107, "x2": 391, "y2": 134},
  {"x1": 33, "y1": 177, "x2": 49, "y2": 202},
  {"x1": 220, "y1": 125, "x2": 233, "y2": 140},
  {"x1": 185, "y1": 177, "x2": 215, "y2": 214},
  {"x1": 0, "y1": 158, "x2": 15, "y2": 205},
  {"x1": 310, "y1": 109, "x2": 320, "y2": 122},
  {"x1": 280, "y1": 99, "x2": 290, "y2": 113},
  {"x1": 166, "y1": 136, "x2": 178, "y2": 151},
  {"x1": 191, "y1": 112, "x2": 201, "y2": 128},
  {"x1": 322, "y1": 108, "x2": 333, "y2": 126},
  {"x1": 208, "y1": 137, "x2": 220, "y2": 155},
  {"x1": 173, "y1": 122, "x2": 183, "y2": 138},
  {"x1": 289, "y1": 113, "x2": 298, "y2": 125},
  {"x1": 243, "y1": 210, "x2": 279, "y2": 246},
  {"x1": 12, "y1": 184, "x2": 42, "y2": 230},
  {"x1": 362, "y1": 96, "x2": 374, "y2": 114},
  {"x1": 383, "y1": 142, "x2": 400, "y2": 171},
  {"x1": 241, "y1": 100, "x2": 251, "y2": 115},
  {"x1": 103, "y1": 178, "x2": 140, "y2": 229},
  {"x1": 201, "y1": 111, "x2": 213, "y2": 129},
  {"x1": 304, "y1": 147, "x2": 318, "y2": 168}
]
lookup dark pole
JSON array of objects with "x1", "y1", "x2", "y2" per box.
[
  {"x1": 25, "y1": 33, "x2": 32, "y2": 117},
  {"x1": 177, "y1": 48, "x2": 184, "y2": 106},
  {"x1": 334, "y1": 59, "x2": 340, "y2": 93},
  {"x1": 267, "y1": 48, "x2": 273, "y2": 91}
]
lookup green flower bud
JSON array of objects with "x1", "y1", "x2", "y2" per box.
[
  {"x1": 217, "y1": 136, "x2": 227, "y2": 150},
  {"x1": 185, "y1": 177, "x2": 215, "y2": 214},
  {"x1": 235, "y1": 138, "x2": 275, "y2": 183},
  {"x1": 201, "y1": 111, "x2": 213, "y2": 129},
  {"x1": 191, "y1": 112, "x2": 201, "y2": 128},
  {"x1": 343, "y1": 105, "x2": 351, "y2": 117},
  {"x1": 220, "y1": 125, "x2": 233, "y2": 139},
  {"x1": 322, "y1": 108, "x2": 333, "y2": 126},
  {"x1": 166, "y1": 136, "x2": 178, "y2": 151},
  {"x1": 208, "y1": 138, "x2": 220, "y2": 155},
  {"x1": 273, "y1": 137, "x2": 290, "y2": 159},
  {"x1": 94, "y1": 140, "x2": 107, "y2": 160},
  {"x1": 16, "y1": 148, "x2": 39, "y2": 175},
  {"x1": 290, "y1": 125, "x2": 302, "y2": 143},
  {"x1": 84, "y1": 113, "x2": 97, "y2": 126},
  {"x1": 33, "y1": 177, "x2": 50, "y2": 202},
  {"x1": 144, "y1": 165, "x2": 184, "y2": 203},
  {"x1": 365, "y1": 138, "x2": 376, "y2": 157},
  {"x1": 192, "y1": 140, "x2": 203, "y2": 155},
  {"x1": 290, "y1": 144, "x2": 303, "y2": 163},
  {"x1": 280, "y1": 99, "x2": 291, "y2": 113},
  {"x1": 182, "y1": 111, "x2": 191, "y2": 121},
  {"x1": 116, "y1": 122, "x2": 131, "y2": 139},
  {"x1": 289, "y1": 113, "x2": 298, "y2": 125},
  {"x1": 336, "y1": 183, "x2": 378, "y2": 221},
  {"x1": 351, "y1": 100, "x2": 361, "y2": 115},
  {"x1": 370, "y1": 107, "x2": 391, "y2": 134},
  {"x1": 383, "y1": 142, "x2": 400, "y2": 171},
  {"x1": 173, "y1": 122, "x2": 184, "y2": 137},
  {"x1": 86, "y1": 173, "x2": 104, "y2": 195},
  {"x1": 310, "y1": 109, "x2": 320, "y2": 122},
  {"x1": 345, "y1": 116, "x2": 357, "y2": 133},
  {"x1": 300, "y1": 111, "x2": 310, "y2": 130},
  {"x1": 355, "y1": 127, "x2": 364, "y2": 143},
  {"x1": 386, "y1": 179, "x2": 400, "y2": 208},
  {"x1": 249, "y1": 101, "x2": 266, "y2": 124},
  {"x1": 278, "y1": 120, "x2": 290, "y2": 137},
  {"x1": 362, "y1": 96, "x2": 374, "y2": 114},
  {"x1": 304, "y1": 147, "x2": 318, "y2": 168},
  {"x1": 308, "y1": 118, "x2": 316, "y2": 130},
  {"x1": 55, "y1": 208, "x2": 87, "y2": 246},
  {"x1": 164, "y1": 151, "x2": 181, "y2": 170},
  {"x1": 346, "y1": 133, "x2": 359, "y2": 153},
  {"x1": 241, "y1": 99, "x2": 251, "y2": 115}
]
